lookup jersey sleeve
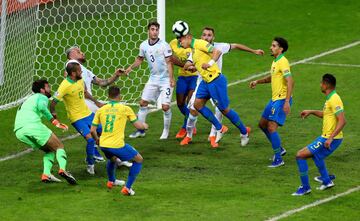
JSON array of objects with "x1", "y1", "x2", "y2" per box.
[
  {"x1": 280, "y1": 59, "x2": 292, "y2": 78},
  {"x1": 53, "y1": 83, "x2": 66, "y2": 102},
  {"x1": 217, "y1": 43, "x2": 231, "y2": 54},
  {"x1": 92, "y1": 109, "x2": 101, "y2": 126},
  {"x1": 164, "y1": 42, "x2": 173, "y2": 58},
  {"x1": 194, "y1": 39, "x2": 214, "y2": 53},
  {"x1": 331, "y1": 96, "x2": 344, "y2": 116},
  {"x1": 37, "y1": 95, "x2": 53, "y2": 121},
  {"x1": 186, "y1": 51, "x2": 193, "y2": 63},
  {"x1": 125, "y1": 106, "x2": 137, "y2": 123},
  {"x1": 138, "y1": 42, "x2": 145, "y2": 58}
]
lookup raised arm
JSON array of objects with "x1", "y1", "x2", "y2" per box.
[
  {"x1": 230, "y1": 43, "x2": 264, "y2": 55},
  {"x1": 125, "y1": 56, "x2": 144, "y2": 75},
  {"x1": 300, "y1": 110, "x2": 324, "y2": 119},
  {"x1": 249, "y1": 75, "x2": 272, "y2": 88},
  {"x1": 92, "y1": 68, "x2": 125, "y2": 87}
]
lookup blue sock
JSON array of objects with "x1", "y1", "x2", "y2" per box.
[
  {"x1": 296, "y1": 158, "x2": 310, "y2": 188},
  {"x1": 224, "y1": 109, "x2": 247, "y2": 134},
  {"x1": 86, "y1": 138, "x2": 95, "y2": 165},
  {"x1": 269, "y1": 132, "x2": 282, "y2": 160},
  {"x1": 126, "y1": 162, "x2": 142, "y2": 189},
  {"x1": 198, "y1": 106, "x2": 222, "y2": 130},
  {"x1": 178, "y1": 105, "x2": 190, "y2": 129},
  {"x1": 106, "y1": 160, "x2": 116, "y2": 182},
  {"x1": 94, "y1": 146, "x2": 102, "y2": 157},
  {"x1": 312, "y1": 157, "x2": 331, "y2": 184}
]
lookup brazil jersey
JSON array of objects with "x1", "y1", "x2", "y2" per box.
[
  {"x1": 322, "y1": 91, "x2": 344, "y2": 139},
  {"x1": 14, "y1": 93, "x2": 53, "y2": 131},
  {"x1": 187, "y1": 38, "x2": 221, "y2": 83},
  {"x1": 169, "y1": 38, "x2": 197, "y2": 77},
  {"x1": 92, "y1": 101, "x2": 137, "y2": 148},
  {"x1": 270, "y1": 54, "x2": 292, "y2": 101},
  {"x1": 53, "y1": 77, "x2": 91, "y2": 123}
]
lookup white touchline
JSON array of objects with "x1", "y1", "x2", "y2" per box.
[
  {"x1": 266, "y1": 186, "x2": 360, "y2": 221},
  {"x1": 1, "y1": 40, "x2": 359, "y2": 162},
  {"x1": 303, "y1": 61, "x2": 360, "y2": 68}
]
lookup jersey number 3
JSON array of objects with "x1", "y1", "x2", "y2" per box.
[{"x1": 150, "y1": 55, "x2": 155, "y2": 62}]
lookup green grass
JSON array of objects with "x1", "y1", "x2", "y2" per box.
[{"x1": 1, "y1": 0, "x2": 360, "y2": 220}]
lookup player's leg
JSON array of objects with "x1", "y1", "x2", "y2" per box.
[
  {"x1": 159, "y1": 84, "x2": 173, "y2": 139},
  {"x1": 88, "y1": 114, "x2": 105, "y2": 162},
  {"x1": 292, "y1": 145, "x2": 313, "y2": 196},
  {"x1": 176, "y1": 76, "x2": 190, "y2": 138},
  {"x1": 208, "y1": 99, "x2": 223, "y2": 147},
  {"x1": 42, "y1": 133, "x2": 76, "y2": 184},
  {"x1": 259, "y1": 100, "x2": 272, "y2": 142}
]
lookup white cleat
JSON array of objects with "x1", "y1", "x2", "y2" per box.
[
  {"x1": 117, "y1": 160, "x2": 133, "y2": 168},
  {"x1": 215, "y1": 125, "x2": 228, "y2": 143},
  {"x1": 121, "y1": 187, "x2": 136, "y2": 196},
  {"x1": 317, "y1": 181, "x2": 335, "y2": 190},
  {"x1": 160, "y1": 129, "x2": 169, "y2": 140},
  {"x1": 113, "y1": 179, "x2": 126, "y2": 186},
  {"x1": 42, "y1": 174, "x2": 62, "y2": 183},
  {"x1": 94, "y1": 155, "x2": 105, "y2": 163},
  {"x1": 86, "y1": 164, "x2": 95, "y2": 175},
  {"x1": 129, "y1": 130, "x2": 146, "y2": 138},
  {"x1": 240, "y1": 133, "x2": 249, "y2": 146}
]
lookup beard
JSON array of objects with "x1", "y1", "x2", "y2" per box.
[
  {"x1": 45, "y1": 91, "x2": 52, "y2": 98},
  {"x1": 76, "y1": 75, "x2": 82, "y2": 80},
  {"x1": 77, "y1": 57, "x2": 86, "y2": 64}
]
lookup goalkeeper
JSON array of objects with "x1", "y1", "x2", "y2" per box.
[{"x1": 14, "y1": 79, "x2": 76, "y2": 185}]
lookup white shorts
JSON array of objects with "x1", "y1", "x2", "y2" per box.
[
  {"x1": 85, "y1": 99, "x2": 99, "y2": 113},
  {"x1": 141, "y1": 82, "x2": 173, "y2": 105},
  {"x1": 188, "y1": 76, "x2": 217, "y2": 110}
]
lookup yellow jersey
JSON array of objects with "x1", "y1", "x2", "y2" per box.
[
  {"x1": 322, "y1": 91, "x2": 344, "y2": 139},
  {"x1": 188, "y1": 38, "x2": 221, "y2": 83},
  {"x1": 53, "y1": 77, "x2": 91, "y2": 123},
  {"x1": 92, "y1": 101, "x2": 137, "y2": 148},
  {"x1": 169, "y1": 39, "x2": 197, "y2": 77},
  {"x1": 270, "y1": 54, "x2": 292, "y2": 101}
]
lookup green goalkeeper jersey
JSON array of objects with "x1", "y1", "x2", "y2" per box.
[{"x1": 14, "y1": 93, "x2": 53, "y2": 131}]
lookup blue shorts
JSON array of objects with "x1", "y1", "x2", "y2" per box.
[
  {"x1": 196, "y1": 74, "x2": 229, "y2": 111},
  {"x1": 100, "y1": 143, "x2": 139, "y2": 161},
  {"x1": 176, "y1": 75, "x2": 198, "y2": 95},
  {"x1": 72, "y1": 113, "x2": 102, "y2": 138},
  {"x1": 262, "y1": 98, "x2": 293, "y2": 126},
  {"x1": 307, "y1": 136, "x2": 343, "y2": 160}
]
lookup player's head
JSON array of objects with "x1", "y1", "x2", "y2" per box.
[
  {"x1": 66, "y1": 46, "x2": 86, "y2": 64},
  {"x1": 32, "y1": 79, "x2": 51, "y2": 98},
  {"x1": 271, "y1": 37, "x2": 288, "y2": 57},
  {"x1": 178, "y1": 33, "x2": 193, "y2": 49},
  {"x1": 147, "y1": 21, "x2": 160, "y2": 40},
  {"x1": 66, "y1": 60, "x2": 82, "y2": 80},
  {"x1": 108, "y1": 85, "x2": 121, "y2": 100},
  {"x1": 321, "y1": 73, "x2": 336, "y2": 93},
  {"x1": 201, "y1": 27, "x2": 215, "y2": 43}
]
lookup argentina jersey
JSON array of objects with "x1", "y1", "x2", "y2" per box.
[
  {"x1": 139, "y1": 39, "x2": 172, "y2": 84},
  {"x1": 80, "y1": 64, "x2": 95, "y2": 95},
  {"x1": 214, "y1": 42, "x2": 231, "y2": 71}
]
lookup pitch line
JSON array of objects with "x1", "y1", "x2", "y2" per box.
[
  {"x1": 266, "y1": 185, "x2": 360, "y2": 221},
  {"x1": 1, "y1": 40, "x2": 359, "y2": 162},
  {"x1": 303, "y1": 61, "x2": 360, "y2": 68}
]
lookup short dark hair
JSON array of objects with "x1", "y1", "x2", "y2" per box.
[
  {"x1": 203, "y1": 26, "x2": 215, "y2": 35},
  {"x1": 322, "y1": 73, "x2": 336, "y2": 88},
  {"x1": 32, "y1": 79, "x2": 48, "y2": 93},
  {"x1": 108, "y1": 86, "x2": 120, "y2": 98},
  {"x1": 148, "y1": 21, "x2": 160, "y2": 30},
  {"x1": 66, "y1": 62, "x2": 80, "y2": 76},
  {"x1": 274, "y1": 37, "x2": 288, "y2": 53}
]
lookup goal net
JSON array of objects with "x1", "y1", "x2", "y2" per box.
[{"x1": 0, "y1": 0, "x2": 160, "y2": 111}]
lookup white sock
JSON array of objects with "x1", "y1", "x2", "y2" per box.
[
  {"x1": 138, "y1": 106, "x2": 149, "y2": 123},
  {"x1": 186, "y1": 113, "x2": 197, "y2": 138},
  {"x1": 163, "y1": 109, "x2": 172, "y2": 131},
  {"x1": 209, "y1": 107, "x2": 223, "y2": 137}
]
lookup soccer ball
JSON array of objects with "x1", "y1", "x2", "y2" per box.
[{"x1": 172, "y1": 21, "x2": 189, "y2": 37}]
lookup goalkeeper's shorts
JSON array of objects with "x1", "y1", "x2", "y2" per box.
[{"x1": 15, "y1": 124, "x2": 52, "y2": 149}]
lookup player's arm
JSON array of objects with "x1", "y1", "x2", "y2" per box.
[
  {"x1": 283, "y1": 75, "x2": 294, "y2": 115},
  {"x1": 170, "y1": 55, "x2": 185, "y2": 67},
  {"x1": 38, "y1": 97, "x2": 68, "y2": 131},
  {"x1": 325, "y1": 111, "x2": 346, "y2": 148},
  {"x1": 300, "y1": 110, "x2": 323, "y2": 119},
  {"x1": 90, "y1": 125, "x2": 99, "y2": 144},
  {"x1": 249, "y1": 75, "x2": 271, "y2": 88},
  {"x1": 202, "y1": 47, "x2": 222, "y2": 70},
  {"x1": 183, "y1": 52, "x2": 197, "y2": 72},
  {"x1": 125, "y1": 44, "x2": 145, "y2": 76},
  {"x1": 165, "y1": 57, "x2": 175, "y2": 87},
  {"x1": 230, "y1": 43, "x2": 264, "y2": 55},
  {"x1": 84, "y1": 84, "x2": 103, "y2": 108},
  {"x1": 92, "y1": 68, "x2": 125, "y2": 87}
]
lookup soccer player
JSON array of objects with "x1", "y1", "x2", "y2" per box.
[
  {"x1": 125, "y1": 21, "x2": 175, "y2": 139},
  {"x1": 169, "y1": 37, "x2": 198, "y2": 139},
  {"x1": 14, "y1": 79, "x2": 76, "y2": 184},
  {"x1": 249, "y1": 37, "x2": 294, "y2": 167},
  {"x1": 90, "y1": 86, "x2": 148, "y2": 196},
  {"x1": 182, "y1": 26, "x2": 264, "y2": 147},
  {"x1": 292, "y1": 74, "x2": 346, "y2": 196},
  {"x1": 65, "y1": 46, "x2": 132, "y2": 167},
  {"x1": 51, "y1": 60, "x2": 103, "y2": 175},
  {"x1": 179, "y1": 28, "x2": 250, "y2": 147}
]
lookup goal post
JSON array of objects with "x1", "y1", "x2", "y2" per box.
[{"x1": 0, "y1": 0, "x2": 166, "y2": 111}]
